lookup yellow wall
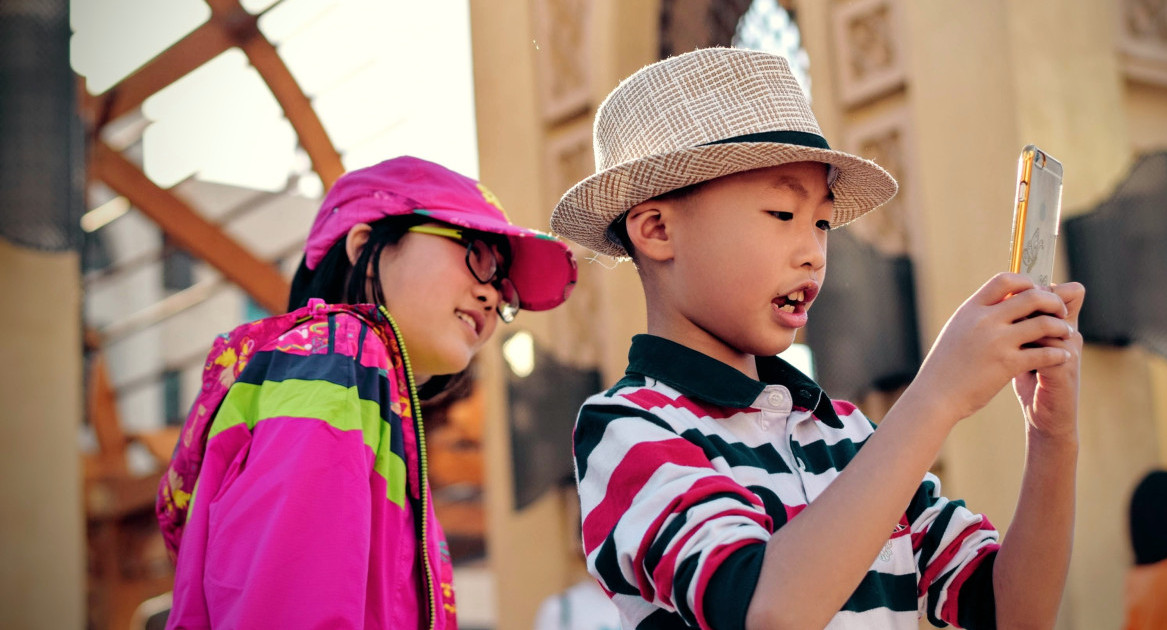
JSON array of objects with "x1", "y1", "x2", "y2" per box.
[
  {"x1": 471, "y1": 1, "x2": 1167, "y2": 627},
  {"x1": 1126, "y1": 81, "x2": 1167, "y2": 155},
  {"x1": 470, "y1": 1, "x2": 656, "y2": 627},
  {"x1": 0, "y1": 239, "x2": 85, "y2": 629}
]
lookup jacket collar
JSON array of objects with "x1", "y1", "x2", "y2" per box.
[{"x1": 625, "y1": 334, "x2": 842, "y2": 428}]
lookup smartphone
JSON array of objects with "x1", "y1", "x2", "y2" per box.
[{"x1": 1008, "y1": 145, "x2": 1064, "y2": 288}]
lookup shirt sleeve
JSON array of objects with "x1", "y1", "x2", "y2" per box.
[
  {"x1": 573, "y1": 396, "x2": 771, "y2": 630},
  {"x1": 907, "y1": 472, "x2": 1001, "y2": 629},
  {"x1": 198, "y1": 348, "x2": 383, "y2": 629}
]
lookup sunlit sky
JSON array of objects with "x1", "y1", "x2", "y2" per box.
[{"x1": 70, "y1": 0, "x2": 479, "y2": 196}]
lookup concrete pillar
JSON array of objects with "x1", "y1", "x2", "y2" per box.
[{"x1": 0, "y1": 240, "x2": 86, "y2": 629}]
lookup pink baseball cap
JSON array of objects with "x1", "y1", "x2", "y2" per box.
[{"x1": 305, "y1": 156, "x2": 577, "y2": 312}]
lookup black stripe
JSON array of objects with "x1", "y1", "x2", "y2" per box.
[
  {"x1": 926, "y1": 566, "x2": 958, "y2": 627},
  {"x1": 956, "y1": 551, "x2": 998, "y2": 630},
  {"x1": 606, "y1": 373, "x2": 647, "y2": 396},
  {"x1": 702, "y1": 129, "x2": 832, "y2": 151},
  {"x1": 593, "y1": 535, "x2": 640, "y2": 597},
  {"x1": 906, "y1": 477, "x2": 939, "y2": 524},
  {"x1": 840, "y1": 571, "x2": 919, "y2": 611},
  {"x1": 356, "y1": 321, "x2": 369, "y2": 363},
  {"x1": 747, "y1": 484, "x2": 788, "y2": 530},
  {"x1": 328, "y1": 313, "x2": 337, "y2": 350},
  {"x1": 790, "y1": 436, "x2": 868, "y2": 475},
  {"x1": 235, "y1": 349, "x2": 405, "y2": 464},
  {"x1": 841, "y1": 570, "x2": 918, "y2": 613},
  {"x1": 672, "y1": 553, "x2": 701, "y2": 625},
  {"x1": 703, "y1": 542, "x2": 765, "y2": 630},
  {"x1": 679, "y1": 428, "x2": 794, "y2": 475},
  {"x1": 574, "y1": 402, "x2": 677, "y2": 481},
  {"x1": 635, "y1": 608, "x2": 692, "y2": 629},
  {"x1": 917, "y1": 500, "x2": 965, "y2": 572}
]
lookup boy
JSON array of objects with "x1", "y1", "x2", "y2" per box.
[{"x1": 550, "y1": 48, "x2": 1083, "y2": 629}]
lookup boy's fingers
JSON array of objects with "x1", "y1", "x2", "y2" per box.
[
  {"x1": 1019, "y1": 345, "x2": 1072, "y2": 372},
  {"x1": 1011, "y1": 314, "x2": 1075, "y2": 347},
  {"x1": 1049, "y1": 282, "x2": 1086, "y2": 326},
  {"x1": 998, "y1": 287, "x2": 1068, "y2": 322},
  {"x1": 978, "y1": 273, "x2": 1036, "y2": 305}
]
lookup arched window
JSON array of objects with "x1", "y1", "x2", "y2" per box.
[{"x1": 733, "y1": 0, "x2": 811, "y2": 99}]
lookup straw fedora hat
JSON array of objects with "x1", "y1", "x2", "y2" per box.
[{"x1": 550, "y1": 47, "x2": 898, "y2": 258}]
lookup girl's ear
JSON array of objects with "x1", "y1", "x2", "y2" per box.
[
  {"x1": 344, "y1": 223, "x2": 373, "y2": 267},
  {"x1": 625, "y1": 201, "x2": 674, "y2": 263}
]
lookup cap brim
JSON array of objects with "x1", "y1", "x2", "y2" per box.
[{"x1": 551, "y1": 142, "x2": 898, "y2": 258}]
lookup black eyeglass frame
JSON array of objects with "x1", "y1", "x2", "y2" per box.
[{"x1": 407, "y1": 224, "x2": 520, "y2": 323}]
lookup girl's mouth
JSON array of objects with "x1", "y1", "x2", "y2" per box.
[{"x1": 455, "y1": 310, "x2": 482, "y2": 336}]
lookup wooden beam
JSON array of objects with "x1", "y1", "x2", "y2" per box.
[
  {"x1": 87, "y1": 350, "x2": 128, "y2": 477},
  {"x1": 206, "y1": 0, "x2": 345, "y2": 189},
  {"x1": 240, "y1": 29, "x2": 345, "y2": 188},
  {"x1": 85, "y1": 21, "x2": 234, "y2": 127},
  {"x1": 91, "y1": 142, "x2": 289, "y2": 314}
]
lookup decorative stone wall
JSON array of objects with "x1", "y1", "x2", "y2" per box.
[{"x1": 1118, "y1": 0, "x2": 1167, "y2": 85}]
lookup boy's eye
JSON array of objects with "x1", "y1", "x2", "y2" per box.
[
  {"x1": 768, "y1": 211, "x2": 794, "y2": 221},
  {"x1": 816, "y1": 220, "x2": 833, "y2": 231}
]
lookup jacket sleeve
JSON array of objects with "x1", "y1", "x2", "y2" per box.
[
  {"x1": 197, "y1": 348, "x2": 384, "y2": 629},
  {"x1": 907, "y1": 472, "x2": 1000, "y2": 629},
  {"x1": 573, "y1": 395, "x2": 771, "y2": 630}
]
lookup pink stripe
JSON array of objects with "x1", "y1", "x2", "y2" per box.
[
  {"x1": 940, "y1": 543, "x2": 1000, "y2": 624},
  {"x1": 912, "y1": 529, "x2": 927, "y2": 552},
  {"x1": 831, "y1": 399, "x2": 858, "y2": 416},
  {"x1": 785, "y1": 503, "x2": 807, "y2": 521},
  {"x1": 582, "y1": 438, "x2": 713, "y2": 555},
  {"x1": 918, "y1": 517, "x2": 996, "y2": 597},
  {"x1": 622, "y1": 389, "x2": 750, "y2": 420}
]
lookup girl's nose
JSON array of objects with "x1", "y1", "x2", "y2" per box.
[{"x1": 472, "y1": 281, "x2": 499, "y2": 311}]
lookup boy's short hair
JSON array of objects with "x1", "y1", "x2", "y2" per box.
[{"x1": 550, "y1": 47, "x2": 898, "y2": 258}]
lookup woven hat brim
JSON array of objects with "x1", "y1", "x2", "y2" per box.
[{"x1": 551, "y1": 142, "x2": 898, "y2": 258}]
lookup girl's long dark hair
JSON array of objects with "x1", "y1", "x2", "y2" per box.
[{"x1": 288, "y1": 214, "x2": 471, "y2": 405}]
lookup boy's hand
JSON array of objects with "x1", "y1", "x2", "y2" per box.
[
  {"x1": 911, "y1": 273, "x2": 1075, "y2": 424},
  {"x1": 1013, "y1": 282, "x2": 1084, "y2": 441}
]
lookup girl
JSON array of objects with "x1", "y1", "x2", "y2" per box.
[{"x1": 158, "y1": 156, "x2": 577, "y2": 629}]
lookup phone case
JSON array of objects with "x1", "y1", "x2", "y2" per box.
[{"x1": 1009, "y1": 145, "x2": 1064, "y2": 287}]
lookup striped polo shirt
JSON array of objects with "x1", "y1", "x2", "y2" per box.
[{"x1": 573, "y1": 335, "x2": 999, "y2": 630}]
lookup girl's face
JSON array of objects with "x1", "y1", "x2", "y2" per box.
[{"x1": 351, "y1": 223, "x2": 503, "y2": 383}]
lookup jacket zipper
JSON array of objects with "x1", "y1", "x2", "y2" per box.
[{"x1": 380, "y1": 307, "x2": 437, "y2": 630}]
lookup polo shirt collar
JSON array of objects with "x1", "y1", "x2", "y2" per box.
[{"x1": 625, "y1": 334, "x2": 843, "y2": 428}]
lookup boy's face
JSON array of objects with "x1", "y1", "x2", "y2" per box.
[{"x1": 664, "y1": 161, "x2": 832, "y2": 366}]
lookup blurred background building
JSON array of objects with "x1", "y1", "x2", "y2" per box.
[{"x1": 1, "y1": 0, "x2": 1165, "y2": 628}]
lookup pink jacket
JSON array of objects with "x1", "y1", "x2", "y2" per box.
[{"x1": 161, "y1": 300, "x2": 457, "y2": 629}]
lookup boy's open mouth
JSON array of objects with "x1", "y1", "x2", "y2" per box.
[
  {"x1": 776, "y1": 291, "x2": 804, "y2": 313},
  {"x1": 774, "y1": 284, "x2": 819, "y2": 313}
]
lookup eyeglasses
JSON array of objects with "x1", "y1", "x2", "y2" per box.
[{"x1": 408, "y1": 224, "x2": 520, "y2": 323}]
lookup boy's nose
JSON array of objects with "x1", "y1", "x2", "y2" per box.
[{"x1": 798, "y1": 233, "x2": 827, "y2": 271}]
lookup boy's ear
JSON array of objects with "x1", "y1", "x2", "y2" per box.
[
  {"x1": 625, "y1": 201, "x2": 674, "y2": 263},
  {"x1": 344, "y1": 223, "x2": 373, "y2": 267}
]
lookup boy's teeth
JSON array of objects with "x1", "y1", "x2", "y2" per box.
[
  {"x1": 789, "y1": 289, "x2": 804, "y2": 302},
  {"x1": 779, "y1": 303, "x2": 795, "y2": 313},
  {"x1": 457, "y1": 312, "x2": 474, "y2": 329}
]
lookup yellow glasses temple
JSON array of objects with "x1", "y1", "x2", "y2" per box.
[{"x1": 408, "y1": 225, "x2": 464, "y2": 240}]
